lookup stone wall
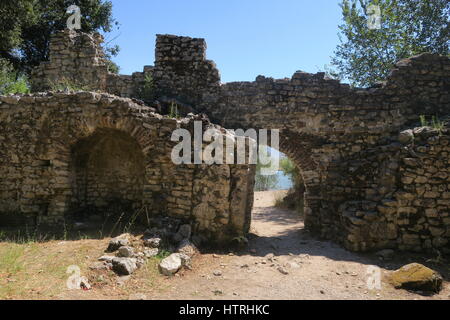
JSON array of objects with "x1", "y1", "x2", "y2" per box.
[
  {"x1": 22, "y1": 30, "x2": 450, "y2": 253},
  {"x1": 0, "y1": 92, "x2": 254, "y2": 243}
]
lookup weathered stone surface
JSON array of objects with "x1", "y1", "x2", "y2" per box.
[
  {"x1": 143, "y1": 237, "x2": 162, "y2": 248},
  {"x1": 398, "y1": 130, "x2": 414, "y2": 144},
  {"x1": 117, "y1": 246, "x2": 135, "y2": 258},
  {"x1": 389, "y1": 263, "x2": 443, "y2": 293},
  {"x1": 2, "y1": 30, "x2": 450, "y2": 254},
  {"x1": 106, "y1": 235, "x2": 130, "y2": 252},
  {"x1": 177, "y1": 239, "x2": 198, "y2": 258},
  {"x1": 112, "y1": 257, "x2": 138, "y2": 275},
  {"x1": 159, "y1": 253, "x2": 182, "y2": 276},
  {"x1": 98, "y1": 255, "x2": 115, "y2": 262},
  {"x1": 143, "y1": 248, "x2": 159, "y2": 258}
]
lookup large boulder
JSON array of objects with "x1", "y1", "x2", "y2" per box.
[
  {"x1": 389, "y1": 263, "x2": 443, "y2": 293},
  {"x1": 112, "y1": 257, "x2": 138, "y2": 275},
  {"x1": 159, "y1": 253, "x2": 182, "y2": 276}
]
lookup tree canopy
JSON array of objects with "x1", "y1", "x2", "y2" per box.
[
  {"x1": 332, "y1": 0, "x2": 450, "y2": 87},
  {"x1": 0, "y1": 0, "x2": 118, "y2": 74}
]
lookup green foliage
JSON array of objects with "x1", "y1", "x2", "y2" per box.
[
  {"x1": 279, "y1": 157, "x2": 305, "y2": 215},
  {"x1": 254, "y1": 158, "x2": 279, "y2": 191},
  {"x1": 420, "y1": 115, "x2": 444, "y2": 132},
  {"x1": 169, "y1": 102, "x2": 180, "y2": 119},
  {"x1": 105, "y1": 58, "x2": 120, "y2": 74},
  {"x1": 419, "y1": 115, "x2": 444, "y2": 137},
  {"x1": 0, "y1": 59, "x2": 30, "y2": 95},
  {"x1": 105, "y1": 44, "x2": 120, "y2": 74},
  {"x1": 317, "y1": 64, "x2": 343, "y2": 81},
  {"x1": 420, "y1": 115, "x2": 428, "y2": 127},
  {"x1": 431, "y1": 116, "x2": 444, "y2": 132},
  {"x1": 332, "y1": 0, "x2": 450, "y2": 87},
  {"x1": 49, "y1": 78, "x2": 91, "y2": 92},
  {"x1": 0, "y1": 0, "x2": 119, "y2": 74},
  {"x1": 0, "y1": 245, "x2": 25, "y2": 275},
  {"x1": 279, "y1": 157, "x2": 302, "y2": 190}
]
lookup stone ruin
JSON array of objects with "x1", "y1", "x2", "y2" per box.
[{"x1": 1, "y1": 29, "x2": 450, "y2": 254}]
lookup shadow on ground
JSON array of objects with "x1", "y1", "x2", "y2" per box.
[{"x1": 230, "y1": 206, "x2": 450, "y2": 284}]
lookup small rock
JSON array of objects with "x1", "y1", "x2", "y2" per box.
[
  {"x1": 213, "y1": 290, "x2": 223, "y2": 296},
  {"x1": 159, "y1": 253, "x2": 182, "y2": 276},
  {"x1": 265, "y1": 253, "x2": 275, "y2": 261},
  {"x1": 143, "y1": 237, "x2": 161, "y2": 248},
  {"x1": 277, "y1": 266, "x2": 289, "y2": 275},
  {"x1": 376, "y1": 249, "x2": 395, "y2": 260},
  {"x1": 177, "y1": 239, "x2": 198, "y2": 258},
  {"x1": 389, "y1": 263, "x2": 443, "y2": 293},
  {"x1": 213, "y1": 270, "x2": 222, "y2": 276},
  {"x1": 98, "y1": 255, "x2": 115, "y2": 262},
  {"x1": 178, "y1": 253, "x2": 192, "y2": 267},
  {"x1": 398, "y1": 129, "x2": 414, "y2": 144},
  {"x1": 112, "y1": 257, "x2": 138, "y2": 275},
  {"x1": 106, "y1": 234, "x2": 130, "y2": 252},
  {"x1": 80, "y1": 277, "x2": 91, "y2": 290},
  {"x1": 117, "y1": 246, "x2": 134, "y2": 258},
  {"x1": 143, "y1": 248, "x2": 159, "y2": 258},
  {"x1": 136, "y1": 257, "x2": 146, "y2": 268}
]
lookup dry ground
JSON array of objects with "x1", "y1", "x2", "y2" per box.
[{"x1": 1, "y1": 190, "x2": 449, "y2": 300}]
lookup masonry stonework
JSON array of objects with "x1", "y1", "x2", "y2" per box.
[
  {"x1": 0, "y1": 91, "x2": 254, "y2": 243},
  {"x1": 3, "y1": 30, "x2": 450, "y2": 253}
]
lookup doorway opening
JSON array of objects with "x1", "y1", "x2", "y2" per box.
[{"x1": 69, "y1": 128, "x2": 146, "y2": 223}]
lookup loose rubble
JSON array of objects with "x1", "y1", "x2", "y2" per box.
[{"x1": 89, "y1": 222, "x2": 199, "y2": 280}]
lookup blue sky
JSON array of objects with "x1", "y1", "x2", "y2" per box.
[{"x1": 108, "y1": 0, "x2": 343, "y2": 83}]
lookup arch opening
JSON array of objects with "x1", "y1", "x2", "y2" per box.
[
  {"x1": 253, "y1": 145, "x2": 306, "y2": 216},
  {"x1": 68, "y1": 128, "x2": 146, "y2": 222}
]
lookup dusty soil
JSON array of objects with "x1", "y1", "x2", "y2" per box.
[
  {"x1": 2, "y1": 190, "x2": 449, "y2": 300},
  {"x1": 143, "y1": 191, "x2": 450, "y2": 300}
]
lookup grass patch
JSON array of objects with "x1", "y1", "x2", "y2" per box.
[{"x1": 0, "y1": 244, "x2": 25, "y2": 275}]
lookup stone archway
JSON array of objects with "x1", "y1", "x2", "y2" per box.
[{"x1": 69, "y1": 128, "x2": 146, "y2": 220}]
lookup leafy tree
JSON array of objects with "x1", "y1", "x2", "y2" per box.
[
  {"x1": 254, "y1": 159, "x2": 279, "y2": 192},
  {"x1": 332, "y1": 0, "x2": 450, "y2": 87},
  {"x1": 279, "y1": 157, "x2": 302, "y2": 191},
  {"x1": 279, "y1": 157, "x2": 305, "y2": 214},
  {"x1": 0, "y1": 0, "x2": 119, "y2": 74},
  {"x1": 0, "y1": 1, "x2": 37, "y2": 70},
  {"x1": 0, "y1": 59, "x2": 30, "y2": 95}
]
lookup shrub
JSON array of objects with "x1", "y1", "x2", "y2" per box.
[{"x1": 0, "y1": 59, "x2": 30, "y2": 95}]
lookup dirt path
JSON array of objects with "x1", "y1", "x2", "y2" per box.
[{"x1": 148, "y1": 191, "x2": 449, "y2": 300}]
